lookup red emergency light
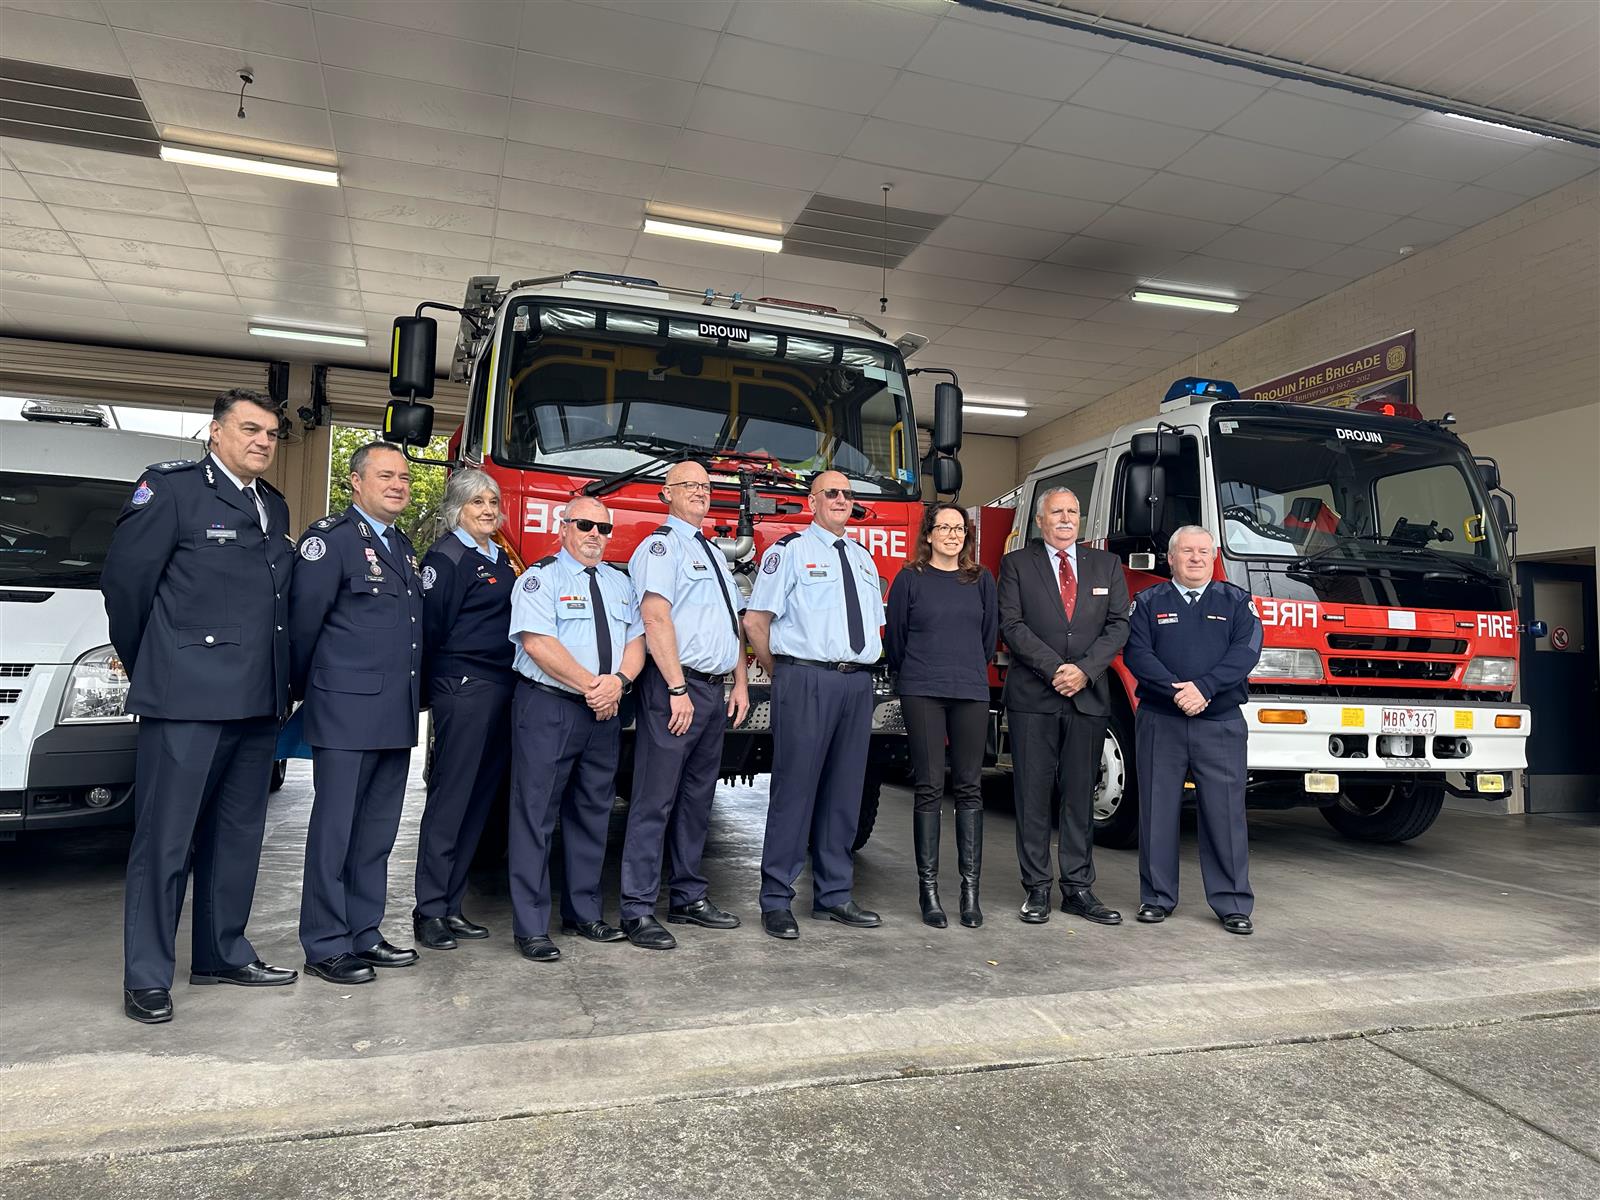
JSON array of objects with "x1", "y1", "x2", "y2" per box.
[{"x1": 1353, "y1": 397, "x2": 1423, "y2": 420}]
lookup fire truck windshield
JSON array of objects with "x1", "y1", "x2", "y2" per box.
[
  {"x1": 493, "y1": 300, "x2": 919, "y2": 497},
  {"x1": 1211, "y1": 415, "x2": 1509, "y2": 577}
]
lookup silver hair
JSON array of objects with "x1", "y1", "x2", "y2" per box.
[
  {"x1": 1167, "y1": 524, "x2": 1216, "y2": 554},
  {"x1": 440, "y1": 467, "x2": 504, "y2": 533},
  {"x1": 1036, "y1": 486, "x2": 1079, "y2": 507}
]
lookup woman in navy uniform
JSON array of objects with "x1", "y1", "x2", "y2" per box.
[
  {"x1": 411, "y1": 468, "x2": 516, "y2": 950},
  {"x1": 289, "y1": 442, "x2": 426, "y2": 985},
  {"x1": 103, "y1": 388, "x2": 298, "y2": 1024}
]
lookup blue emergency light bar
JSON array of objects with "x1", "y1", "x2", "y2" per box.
[{"x1": 1164, "y1": 376, "x2": 1240, "y2": 403}]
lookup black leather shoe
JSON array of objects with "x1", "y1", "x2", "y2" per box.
[
  {"x1": 515, "y1": 935, "x2": 562, "y2": 962},
  {"x1": 668, "y1": 898, "x2": 741, "y2": 929},
  {"x1": 413, "y1": 916, "x2": 458, "y2": 950},
  {"x1": 761, "y1": 908, "x2": 799, "y2": 940},
  {"x1": 1136, "y1": 904, "x2": 1170, "y2": 924},
  {"x1": 304, "y1": 954, "x2": 376, "y2": 985},
  {"x1": 190, "y1": 959, "x2": 297, "y2": 986},
  {"x1": 1221, "y1": 913, "x2": 1254, "y2": 935},
  {"x1": 1019, "y1": 886, "x2": 1051, "y2": 924},
  {"x1": 1062, "y1": 888, "x2": 1122, "y2": 925},
  {"x1": 354, "y1": 940, "x2": 419, "y2": 968},
  {"x1": 622, "y1": 915, "x2": 678, "y2": 950},
  {"x1": 445, "y1": 912, "x2": 489, "y2": 940},
  {"x1": 560, "y1": 919, "x2": 627, "y2": 942},
  {"x1": 124, "y1": 987, "x2": 173, "y2": 1024},
  {"x1": 811, "y1": 900, "x2": 881, "y2": 928}
]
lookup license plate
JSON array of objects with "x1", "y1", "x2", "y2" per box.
[{"x1": 1381, "y1": 707, "x2": 1436, "y2": 735}]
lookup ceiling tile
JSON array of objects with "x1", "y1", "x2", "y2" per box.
[
  {"x1": 955, "y1": 185, "x2": 1108, "y2": 234},
  {"x1": 91, "y1": 259, "x2": 233, "y2": 294},
  {"x1": 1423, "y1": 184, "x2": 1536, "y2": 228},
  {"x1": 513, "y1": 51, "x2": 699, "y2": 125},
  {"x1": 1475, "y1": 147, "x2": 1600, "y2": 198},
  {"x1": 503, "y1": 144, "x2": 663, "y2": 201},
  {"x1": 193, "y1": 195, "x2": 353, "y2": 241},
  {"x1": 1358, "y1": 216, "x2": 1463, "y2": 254},
  {"x1": 1199, "y1": 226, "x2": 1347, "y2": 270},
  {"x1": 220, "y1": 253, "x2": 358, "y2": 291},
  {"x1": 313, "y1": 0, "x2": 514, "y2": 44},
  {"x1": 492, "y1": 210, "x2": 638, "y2": 257},
  {"x1": 509, "y1": 101, "x2": 678, "y2": 166},
  {"x1": 1, "y1": 270, "x2": 115, "y2": 301},
  {"x1": 350, "y1": 246, "x2": 484, "y2": 283},
  {"x1": 685, "y1": 87, "x2": 865, "y2": 157},
  {"x1": 1120, "y1": 173, "x2": 1278, "y2": 224},
  {"x1": 139, "y1": 81, "x2": 335, "y2": 150},
  {"x1": 1026, "y1": 104, "x2": 1204, "y2": 170},
  {"x1": 211, "y1": 226, "x2": 357, "y2": 268},
  {"x1": 23, "y1": 176, "x2": 198, "y2": 220},
  {"x1": 1262, "y1": 270, "x2": 1350, "y2": 301},
  {"x1": 1028, "y1": 337, "x2": 1129, "y2": 366},
  {"x1": 844, "y1": 119, "x2": 1015, "y2": 183},
  {"x1": 872, "y1": 73, "x2": 1057, "y2": 143},
  {"x1": 1271, "y1": 78, "x2": 1418, "y2": 120},
  {"x1": 5, "y1": 290, "x2": 126, "y2": 320},
  {"x1": 726, "y1": 0, "x2": 938, "y2": 67},
  {"x1": 933, "y1": 325, "x2": 1048, "y2": 356},
  {"x1": 108, "y1": 0, "x2": 320, "y2": 61},
  {"x1": 1004, "y1": 354, "x2": 1097, "y2": 380},
  {"x1": 0, "y1": 171, "x2": 39, "y2": 201},
  {"x1": 1, "y1": 139, "x2": 183, "y2": 192},
  {"x1": 115, "y1": 29, "x2": 328, "y2": 106},
  {"x1": 989, "y1": 147, "x2": 1152, "y2": 205},
  {"x1": 703, "y1": 37, "x2": 896, "y2": 115},
  {"x1": 962, "y1": 307, "x2": 1081, "y2": 338},
  {"x1": 1310, "y1": 244, "x2": 1405, "y2": 279},
  {"x1": 1070, "y1": 56, "x2": 1264, "y2": 131},
  {"x1": 68, "y1": 234, "x2": 223, "y2": 274},
  {"x1": 1150, "y1": 254, "x2": 1289, "y2": 294},
  {"x1": 1220, "y1": 90, "x2": 1404, "y2": 158},
  {"x1": 1012, "y1": 262, "x2": 1134, "y2": 300},
  {"x1": 1299, "y1": 162, "x2": 1462, "y2": 216},
  {"x1": 1167, "y1": 134, "x2": 1337, "y2": 194},
  {"x1": 575, "y1": 0, "x2": 734, "y2": 31},
  {"x1": 881, "y1": 295, "x2": 981, "y2": 328},
  {"x1": 340, "y1": 189, "x2": 491, "y2": 237},
  {"x1": 1114, "y1": 41, "x2": 1279, "y2": 88},
  {"x1": 118, "y1": 301, "x2": 259, "y2": 330},
  {"x1": 234, "y1": 275, "x2": 361, "y2": 309},
  {"x1": 896, "y1": 245, "x2": 1032, "y2": 286},
  {"x1": 1241, "y1": 196, "x2": 1396, "y2": 243},
  {"x1": 1353, "y1": 122, "x2": 1539, "y2": 183},
  {"x1": 1, "y1": 6, "x2": 126, "y2": 74},
  {"x1": 819, "y1": 159, "x2": 980, "y2": 215},
  {"x1": 905, "y1": 21, "x2": 1110, "y2": 102},
  {"x1": 1077, "y1": 205, "x2": 1229, "y2": 251},
  {"x1": 0, "y1": 224, "x2": 75, "y2": 255},
  {"x1": 984, "y1": 286, "x2": 1109, "y2": 320},
  {"x1": 519, "y1": 0, "x2": 717, "y2": 81},
  {"x1": 495, "y1": 238, "x2": 630, "y2": 279},
  {"x1": 322, "y1": 68, "x2": 509, "y2": 138},
  {"x1": 314, "y1": 11, "x2": 512, "y2": 94},
  {"x1": 347, "y1": 219, "x2": 486, "y2": 262},
  {"x1": 1046, "y1": 235, "x2": 1186, "y2": 277},
  {"x1": 762, "y1": 253, "x2": 881, "y2": 293},
  {"x1": 497, "y1": 178, "x2": 642, "y2": 231},
  {"x1": 1, "y1": 197, "x2": 56, "y2": 230},
  {"x1": 670, "y1": 130, "x2": 836, "y2": 193},
  {"x1": 1066, "y1": 319, "x2": 1166, "y2": 349},
  {"x1": 925, "y1": 217, "x2": 1067, "y2": 261},
  {"x1": 914, "y1": 346, "x2": 1018, "y2": 372},
  {"x1": 328, "y1": 154, "x2": 484, "y2": 209},
  {"x1": 331, "y1": 113, "x2": 504, "y2": 175}
]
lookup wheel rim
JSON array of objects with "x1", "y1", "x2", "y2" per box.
[{"x1": 1093, "y1": 729, "x2": 1127, "y2": 822}]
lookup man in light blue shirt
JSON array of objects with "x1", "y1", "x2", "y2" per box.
[
  {"x1": 505, "y1": 496, "x2": 644, "y2": 964},
  {"x1": 745, "y1": 470, "x2": 886, "y2": 940}
]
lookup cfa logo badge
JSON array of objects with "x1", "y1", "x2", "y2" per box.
[
  {"x1": 649, "y1": 539, "x2": 667, "y2": 557},
  {"x1": 130, "y1": 480, "x2": 153, "y2": 506},
  {"x1": 421, "y1": 566, "x2": 437, "y2": 591},
  {"x1": 762, "y1": 552, "x2": 781, "y2": 575},
  {"x1": 300, "y1": 537, "x2": 326, "y2": 561},
  {"x1": 523, "y1": 574, "x2": 541, "y2": 592}
]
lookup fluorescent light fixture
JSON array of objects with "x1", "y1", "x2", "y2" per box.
[
  {"x1": 963, "y1": 404, "x2": 1030, "y2": 418},
  {"x1": 249, "y1": 323, "x2": 367, "y2": 348},
  {"x1": 642, "y1": 217, "x2": 783, "y2": 253},
  {"x1": 161, "y1": 144, "x2": 339, "y2": 186},
  {"x1": 1441, "y1": 112, "x2": 1548, "y2": 138},
  {"x1": 963, "y1": 395, "x2": 1027, "y2": 408},
  {"x1": 1130, "y1": 289, "x2": 1239, "y2": 314}
]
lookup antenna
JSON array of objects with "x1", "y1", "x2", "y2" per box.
[
  {"x1": 879, "y1": 183, "x2": 891, "y2": 315},
  {"x1": 237, "y1": 71, "x2": 253, "y2": 120}
]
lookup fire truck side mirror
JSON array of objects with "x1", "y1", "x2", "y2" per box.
[
  {"x1": 1489, "y1": 493, "x2": 1516, "y2": 536},
  {"x1": 1475, "y1": 457, "x2": 1501, "y2": 492},
  {"x1": 932, "y1": 383, "x2": 963, "y2": 455},
  {"x1": 1123, "y1": 461, "x2": 1167, "y2": 538},
  {"x1": 931, "y1": 455, "x2": 962, "y2": 495},
  {"x1": 390, "y1": 316, "x2": 437, "y2": 401},
  {"x1": 383, "y1": 399, "x2": 434, "y2": 448}
]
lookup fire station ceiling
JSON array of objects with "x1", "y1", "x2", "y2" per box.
[{"x1": 0, "y1": 0, "x2": 1596, "y2": 435}]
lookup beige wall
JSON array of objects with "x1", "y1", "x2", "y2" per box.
[
  {"x1": 1472, "y1": 404, "x2": 1600, "y2": 560},
  {"x1": 954, "y1": 432, "x2": 1021, "y2": 505}
]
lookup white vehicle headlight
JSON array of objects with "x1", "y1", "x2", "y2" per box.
[
  {"x1": 1462, "y1": 656, "x2": 1515, "y2": 687},
  {"x1": 1249, "y1": 648, "x2": 1323, "y2": 681},
  {"x1": 59, "y1": 645, "x2": 133, "y2": 723}
]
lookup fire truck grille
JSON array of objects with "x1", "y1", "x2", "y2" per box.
[
  {"x1": 1326, "y1": 635, "x2": 1468, "y2": 655},
  {"x1": 1327, "y1": 658, "x2": 1457, "y2": 682}
]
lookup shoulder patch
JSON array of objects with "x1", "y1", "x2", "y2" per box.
[
  {"x1": 299, "y1": 536, "x2": 327, "y2": 562},
  {"x1": 421, "y1": 565, "x2": 437, "y2": 591},
  {"x1": 523, "y1": 572, "x2": 541, "y2": 593},
  {"x1": 648, "y1": 538, "x2": 668, "y2": 557},
  {"x1": 130, "y1": 479, "x2": 154, "y2": 507},
  {"x1": 146, "y1": 459, "x2": 197, "y2": 473},
  {"x1": 534, "y1": 554, "x2": 558, "y2": 567}
]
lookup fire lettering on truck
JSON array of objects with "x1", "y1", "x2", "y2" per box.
[
  {"x1": 1476, "y1": 613, "x2": 1515, "y2": 640},
  {"x1": 845, "y1": 527, "x2": 906, "y2": 559},
  {"x1": 523, "y1": 498, "x2": 568, "y2": 534},
  {"x1": 1256, "y1": 597, "x2": 1318, "y2": 628}
]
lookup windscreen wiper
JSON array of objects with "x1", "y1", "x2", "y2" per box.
[{"x1": 579, "y1": 437, "x2": 691, "y2": 498}]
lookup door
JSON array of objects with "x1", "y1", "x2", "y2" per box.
[{"x1": 1518, "y1": 560, "x2": 1599, "y2": 812}]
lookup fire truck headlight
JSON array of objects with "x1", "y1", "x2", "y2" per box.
[
  {"x1": 1249, "y1": 648, "x2": 1323, "y2": 681},
  {"x1": 1462, "y1": 656, "x2": 1515, "y2": 687},
  {"x1": 59, "y1": 645, "x2": 133, "y2": 723}
]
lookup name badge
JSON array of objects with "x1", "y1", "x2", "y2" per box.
[
  {"x1": 560, "y1": 594, "x2": 589, "y2": 613},
  {"x1": 205, "y1": 528, "x2": 238, "y2": 542},
  {"x1": 1092, "y1": 586, "x2": 1109, "y2": 595},
  {"x1": 689, "y1": 560, "x2": 709, "y2": 572}
]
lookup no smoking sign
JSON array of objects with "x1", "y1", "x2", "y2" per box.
[{"x1": 1550, "y1": 626, "x2": 1570, "y2": 651}]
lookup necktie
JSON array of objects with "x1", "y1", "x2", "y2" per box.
[
  {"x1": 1185, "y1": 590, "x2": 1200, "y2": 605},
  {"x1": 243, "y1": 482, "x2": 267, "y2": 531},
  {"x1": 695, "y1": 532, "x2": 742, "y2": 645},
  {"x1": 834, "y1": 539, "x2": 865, "y2": 654},
  {"x1": 1057, "y1": 550, "x2": 1076, "y2": 621},
  {"x1": 586, "y1": 566, "x2": 613, "y2": 675}
]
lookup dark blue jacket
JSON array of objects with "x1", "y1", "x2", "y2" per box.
[
  {"x1": 420, "y1": 532, "x2": 516, "y2": 689},
  {"x1": 102, "y1": 454, "x2": 291, "y2": 721},
  {"x1": 1123, "y1": 580, "x2": 1263, "y2": 720},
  {"x1": 288, "y1": 506, "x2": 424, "y2": 750}
]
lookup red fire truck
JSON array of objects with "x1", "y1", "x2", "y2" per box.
[
  {"x1": 382, "y1": 270, "x2": 965, "y2": 844},
  {"x1": 978, "y1": 377, "x2": 1532, "y2": 846}
]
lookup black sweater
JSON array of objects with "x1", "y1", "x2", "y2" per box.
[
  {"x1": 885, "y1": 565, "x2": 998, "y2": 702},
  {"x1": 420, "y1": 533, "x2": 516, "y2": 687}
]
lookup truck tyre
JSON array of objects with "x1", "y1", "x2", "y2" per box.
[
  {"x1": 852, "y1": 765, "x2": 883, "y2": 851},
  {"x1": 269, "y1": 759, "x2": 288, "y2": 793},
  {"x1": 1091, "y1": 704, "x2": 1139, "y2": 850},
  {"x1": 1321, "y1": 781, "x2": 1445, "y2": 843}
]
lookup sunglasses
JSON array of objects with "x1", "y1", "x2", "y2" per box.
[
  {"x1": 812, "y1": 487, "x2": 854, "y2": 501},
  {"x1": 562, "y1": 517, "x2": 614, "y2": 535}
]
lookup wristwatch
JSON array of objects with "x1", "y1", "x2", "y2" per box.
[
  {"x1": 666, "y1": 682, "x2": 690, "y2": 697},
  {"x1": 613, "y1": 671, "x2": 633, "y2": 694}
]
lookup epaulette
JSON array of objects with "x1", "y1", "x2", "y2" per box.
[
  {"x1": 534, "y1": 554, "x2": 558, "y2": 567},
  {"x1": 651, "y1": 523, "x2": 672, "y2": 535},
  {"x1": 310, "y1": 512, "x2": 347, "y2": 532},
  {"x1": 145, "y1": 458, "x2": 198, "y2": 473},
  {"x1": 773, "y1": 532, "x2": 800, "y2": 547}
]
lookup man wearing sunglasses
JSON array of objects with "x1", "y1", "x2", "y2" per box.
[
  {"x1": 505, "y1": 496, "x2": 645, "y2": 964},
  {"x1": 745, "y1": 470, "x2": 886, "y2": 940}
]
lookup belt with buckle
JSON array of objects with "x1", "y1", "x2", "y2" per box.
[
  {"x1": 519, "y1": 677, "x2": 584, "y2": 703},
  {"x1": 774, "y1": 654, "x2": 868, "y2": 674},
  {"x1": 682, "y1": 667, "x2": 729, "y2": 685}
]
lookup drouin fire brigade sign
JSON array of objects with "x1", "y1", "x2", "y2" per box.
[{"x1": 1244, "y1": 331, "x2": 1416, "y2": 410}]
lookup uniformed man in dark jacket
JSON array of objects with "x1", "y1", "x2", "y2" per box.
[
  {"x1": 103, "y1": 387, "x2": 298, "y2": 1024},
  {"x1": 1123, "y1": 525, "x2": 1263, "y2": 934},
  {"x1": 289, "y1": 441, "x2": 425, "y2": 984}
]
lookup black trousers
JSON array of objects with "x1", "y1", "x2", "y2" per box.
[
  {"x1": 1009, "y1": 707, "x2": 1106, "y2": 892},
  {"x1": 123, "y1": 716, "x2": 277, "y2": 990},
  {"x1": 414, "y1": 675, "x2": 512, "y2": 918},
  {"x1": 901, "y1": 694, "x2": 987, "y2": 814}
]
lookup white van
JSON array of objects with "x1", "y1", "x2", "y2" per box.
[{"x1": 0, "y1": 406, "x2": 204, "y2": 835}]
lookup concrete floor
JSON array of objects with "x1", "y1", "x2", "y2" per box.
[{"x1": 2, "y1": 757, "x2": 1597, "y2": 1197}]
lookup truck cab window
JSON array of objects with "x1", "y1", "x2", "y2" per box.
[
  {"x1": 1025, "y1": 461, "x2": 1099, "y2": 541},
  {"x1": 1107, "y1": 434, "x2": 1201, "y2": 569}
]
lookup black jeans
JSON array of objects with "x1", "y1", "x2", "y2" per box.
[{"x1": 902, "y1": 695, "x2": 987, "y2": 815}]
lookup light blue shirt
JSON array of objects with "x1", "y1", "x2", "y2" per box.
[
  {"x1": 452, "y1": 525, "x2": 499, "y2": 563},
  {"x1": 748, "y1": 522, "x2": 884, "y2": 664},
  {"x1": 628, "y1": 514, "x2": 746, "y2": 675},
  {"x1": 509, "y1": 548, "x2": 644, "y2": 690},
  {"x1": 351, "y1": 503, "x2": 392, "y2": 549},
  {"x1": 1175, "y1": 579, "x2": 1210, "y2": 603}
]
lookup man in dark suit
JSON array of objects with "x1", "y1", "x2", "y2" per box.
[
  {"x1": 103, "y1": 387, "x2": 298, "y2": 1024},
  {"x1": 998, "y1": 487, "x2": 1130, "y2": 926},
  {"x1": 289, "y1": 441, "x2": 425, "y2": 986}
]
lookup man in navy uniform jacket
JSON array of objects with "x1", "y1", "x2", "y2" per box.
[
  {"x1": 289, "y1": 441, "x2": 425, "y2": 984},
  {"x1": 103, "y1": 387, "x2": 298, "y2": 1024},
  {"x1": 1123, "y1": 525, "x2": 1263, "y2": 934}
]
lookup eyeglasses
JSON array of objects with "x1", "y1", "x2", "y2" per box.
[
  {"x1": 665, "y1": 481, "x2": 711, "y2": 494},
  {"x1": 931, "y1": 524, "x2": 966, "y2": 536},
  {"x1": 563, "y1": 517, "x2": 614, "y2": 535},
  {"x1": 813, "y1": 488, "x2": 854, "y2": 501}
]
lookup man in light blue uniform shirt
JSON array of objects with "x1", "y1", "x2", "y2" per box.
[
  {"x1": 619, "y1": 461, "x2": 752, "y2": 950},
  {"x1": 505, "y1": 495, "x2": 644, "y2": 964},
  {"x1": 745, "y1": 470, "x2": 886, "y2": 940}
]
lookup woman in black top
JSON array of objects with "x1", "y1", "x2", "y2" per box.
[
  {"x1": 412, "y1": 468, "x2": 517, "y2": 950},
  {"x1": 885, "y1": 503, "x2": 998, "y2": 928}
]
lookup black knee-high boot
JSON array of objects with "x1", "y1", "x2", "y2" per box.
[
  {"x1": 956, "y1": 808, "x2": 983, "y2": 928},
  {"x1": 914, "y1": 810, "x2": 947, "y2": 928}
]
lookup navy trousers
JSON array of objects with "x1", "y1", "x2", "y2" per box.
[
  {"x1": 760, "y1": 663, "x2": 872, "y2": 912},
  {"x1": 1009, "y1": 708, "x2": 1105, "y2": 891},
  {"x1": 507, "y1": 684, "x2": 619, "y2": 937},
  {"x1": 1135, "y1": 708, "x2": 1253, "y2": 917},
  {"x1": 123, "y1": 716, "x2": 276, "y2": 990},
  {"x1": 414, "y1": 675, "x2": 512, "y2": 918},
  {"x1": 299, "y1": 746, "x2": 411, "y2": 962},
  {"x1": 620, "y1": 665, "x2": 727, "y2": 919}
]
